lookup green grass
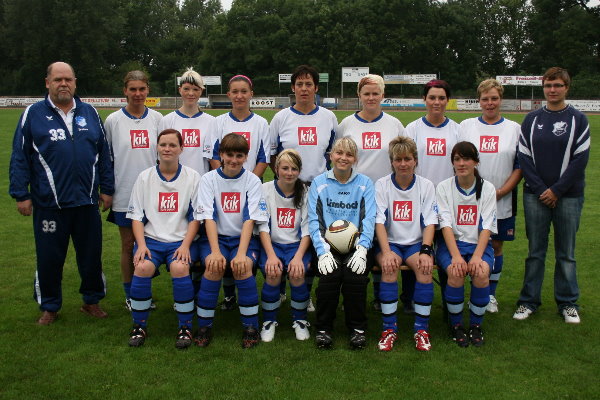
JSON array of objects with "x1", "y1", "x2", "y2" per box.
[{"x1": 0, "y1": 108, "x2": 598, "y2": 399}]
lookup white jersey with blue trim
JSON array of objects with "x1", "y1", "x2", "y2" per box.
[
  {"x1": 258, "y1": 180, "x2": 309, "y2": 245},
  {"x1": 210, "y1": 112, "x2": 270, "y2": 173},
  {"x1": 270, "y1": 105, "x2": 338, "y2": 183},
  {"x1": 459, "y1": 116, "x2": 521, "y2": 219},
  {"x1": 405, "y1": 116, "x2": 460, "y2": 187},
  {"x1": 104, "y1": 107, "x2": 162, "y2": 211},
  {"x1": 436, "y1": 176, "x2": 497, "y2": 245},
  {"x1": 159, "y1": 110, "x2": 214, "y2": 177},
  {"x1": 375, "y1": 174, "x2": 438, "y2": 246},
  {"x1": 194, "y1": 168, "x2": 269, "y2": 237},
  {"x1": 127, "y1": 164, "x2": 199, "y2": 243},
  {"x1": 337, "y1": 111, "x2": 405, "y2": 183}
]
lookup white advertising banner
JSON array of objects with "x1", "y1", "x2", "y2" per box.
[
  {"x1": 279, "y1": 74, "x2": 292, "y2": 83},
  {"x1": 496, "y1": 75, "x2": 543, "y2": 86},
  {"x1": 81, "y1": 98, "x2": 128, "y2": 107},
  {"x1": 384, "y1": 74, "x2": 437, "y2": 85},
  {"x1": 250, "y1": 98, "x2": 275, "y2": 108},
  {"x1": 203, "y1": 76, "x2": 222, "y2": 86},
  {"x1": 456, "y1": 99, "x2": 523, "y2": 111},
  {"x1": 567, "y1": 100, "x2": 600, "y2": 112},
  {"x1": 380, "y1": 98, "x2": 425, "y2": 108},
  {"x1": 342, "y1": 67, "x2": 369, "y2": 83},
  {"x1": 0, "y1": 97, "x2": 43, "y2": 107}
]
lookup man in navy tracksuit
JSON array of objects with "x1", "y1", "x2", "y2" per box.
[{"x1": 9, "y1": 62, "x2": 114, "y2": 325}]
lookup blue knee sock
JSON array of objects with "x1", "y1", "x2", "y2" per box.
[
  {"x1": 372, "y1": 270, "x2": 382, "y2": 302},
  {"x1": 290, "y1": 282, "x2": 309, "y2": 321},
  {"x1": 196, "y1": 277, "x2": 221, "y2": 327},
  {"x1": 223, "y1": 277, "x2": 236, "y2": 299},
  {"x1": 261, "y1": 282, "x2": 281, "y2": 322},
  {"x1": 380, "y1": 281, "x2": 398, "y2": 331},
  {"x1": 470, "y1": 284, "x2": 490, "y2": 326},
  {"x1": 445, "y1": 285, "x2": 465, "y2": 326},
  {"x1": 123, "y1": 281, "x2": 132, "y2": 300},
  {"x1": 130, "y1": 276, "x2": 152, "y2": 327},
  {"x1": 414, "y1": 282, "x2": 434, "y2": 332},
  {"x1": 490, "y1": 255, "x2": 503, "y2": 296},
  {"x1": 173, "y1": 276, "x2": 195, "y2": 328},
  {"x1": 236, "y1": 276, "x2": 259, "y2": 329}
]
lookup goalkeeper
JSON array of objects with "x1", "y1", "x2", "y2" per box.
[{"x1": 308, "y1": 137, "x2": 376, "y2": 349}]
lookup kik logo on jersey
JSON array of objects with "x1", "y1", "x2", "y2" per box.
[
  {"x1": 130, "y1": 130, "x2": 150, "y2": 149},
  {"x1": 457, "y1": 205, "x2": 477, "y2": 225},
  {"x1": 159, "y1": 192, "x2": 178, "y2": 212},
  {"x1": 277, "y1": 208, "x2": 296, "y2": 228},
  {"x1": 234, "y1": 132, "x2": 251, "y2": 148},
  {"x1": 393, "y1": 201, "x2": 412, "y2": 221},
  {"x1": 426, "y1": 138, "x2": 446, "y2": 156},
  {"x1": 221, "y1": 192, "x2": 241, "y2": 213},
  {"x1": 297, "y1": 127, "x2": 317, "y2": 145},
  {"x1": 182, "y1": 129, "x2": 200, "y2": 147},
  {"x1": 362, "y1": 132, "x2": 381, "y2": 149},
  {"x1": 479, "y1": 136, "x2": 499, "y2": 153}
]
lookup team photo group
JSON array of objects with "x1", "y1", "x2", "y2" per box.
[{"x1": 9, "y1": 62, "x2": 590, "y2": 352}]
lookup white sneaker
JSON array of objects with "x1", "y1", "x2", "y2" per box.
[
  {"x1": 307, "y1": 298, "x2": 315, "y2": 312},
  {"x1": 260, "y1": 321, "x2": 278, "y2": 342},
  {"x1": 486, "y1": 295, "x2": 499, "y2": 313},
  {"x1": 292, "y1": 320, "x2": 311, "y2": 340},
  {"x1": 280, "y1": 293, "x2": 287, "y2": 303},
  {"x1": 513, "y1": 305, "x2": 533, "y2": 320},
  {"x1": 562, "y1": 306, "x2": 580, "y2": 324}
]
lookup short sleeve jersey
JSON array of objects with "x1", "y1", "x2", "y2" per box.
[
  {"x1": 405, "y1": 116, "x2": 460, "y2": 187},
  {"x1": 194, "y1": 168, "x2": 269, "y2": 237},
  {"x1": 126, "y1": 164, "x2": 199, "y2": 243},
  {"x1": 104, "y1": 107, "x2": 163, "y2": 211},
  {"x1": 375, "y1": 174, "x2": 438, "y2": 246},
  {"x1": 436, "y1": 176, "x2": 498, "y2": 245},
  {"x1": 258, "y1": 180, "x2": 309, "y2": 244},
  {"x1": 159, "y1": 110, "x2": 214, "y2": 177},
  {"x1": 270, "y1": 106, "x2": 338, "y2": 183},
  {"x1": 337, "y1": 111, "x2": 405, "y2": 182},
  {"x1": 210, "y1": 112, "x2": 270, "y2": 173},
  {"x1": 459, "y1": 117, "x2": 521, "y2": 219}
]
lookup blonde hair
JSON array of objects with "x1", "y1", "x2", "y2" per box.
[
  {"x1": 477, "y1": 78, "x2": 504, "y2": 99},
  {"x1": 275, "y1": 148, "x2": 302, "y2": 172},
  {"x1": 330, "y1": 137, "x2": 358, "y2": 160},
  {"x1": 388, "y1": 136, "x2": 418, "y2": 163},
  {"x1": 180, "y1": 67, "x2": 205, "y2": 89},
  {"x1": 357, "y1": 74, "x2": 385, "y2": 95}
]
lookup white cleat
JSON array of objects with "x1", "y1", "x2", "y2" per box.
[
  {"x1": 562, "y1": 306, "x2": 580, "y2": 324},
  {"x1": 260, "y1": 321, "x2": 278, "y2": 342},
  {"x1": 513, "y1": 305, "x2": 533, "y2": 320},
  {"x1": 293, "y1": 320, "x2": 311, "y2": 340},
  {"x1": 486, "y1": 295, "x2": 499, "y2": 313}
]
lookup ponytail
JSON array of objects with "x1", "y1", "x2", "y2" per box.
[
  {"x1": 474, "y1": 168, "x2": 484, "y2": 200},
  {"x1": 292, "y1": 179, "x2": 306, "y2": 209}
]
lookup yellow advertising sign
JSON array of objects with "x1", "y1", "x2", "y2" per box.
[
  {"x1": 446, "y1": 99, "x2": 458, "y2": 110},
  {"x1": 145, "y1": 98, "x2": 161, "y2": 107}
]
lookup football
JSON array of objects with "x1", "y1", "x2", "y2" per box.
[{"x1": 324, "y1": 220, "x2": 359, "y2": 255}]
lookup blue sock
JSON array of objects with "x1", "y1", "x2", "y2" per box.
[
  {"x1": 372, "y1": 269, "x2": 382, "y2": 302},
  {"x1": 379, "y1": 281, "x2": 398, "y2": 331},
  {"x1": 236, "y1": 276, "x2": 259, "y2": 329},
  {"x1": 290, "y1": 282, "x2": 309, "y2": 321},
  {"x1": 490, "y1": 255, "x2": 503, "y2": 296},
  {"x1": 470, "y1": 284, "x2": 490, "y2": 326},
  {"x1": 261, "y1": 282, "x2": 281, "y2": 322},
  {"x1": 130, "y1": 276, "x2": 152, "y2": 327},
  {"x1": 223, "y1": 277, "x2": 236, "y2": 299},
  {"x1": 173, "y1": 276, "x2": 195, "y2": 328},
  {"x1": 196, "y1": 277, "x2": 221, "y2": 327},
  {"x1": 414, "y1": 282, "x2": 434, "y2": 332},
  {"x1": 445, "y1": 285, "x2": 464, "y2": 326},
  {"x1": 123, "y1": 281, "x2": 132, "y2": 299}
]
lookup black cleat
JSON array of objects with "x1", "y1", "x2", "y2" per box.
[
  {"x1": 469, "y1": 324, "x2": 485, "y2": 347},
  {"x1": 175, "y1": 326, "x2": 193, "y2": 350},
  {"x1": 349, "y1": 329, "x2": 366, "y2": 350},
  {"x1": 129, "y1": 324, "x2": 147, "y2": 347},
  {"x1": 219, "y1": 296, "x2": 237, "y2": 311},
  {"x1": 316, "y1": 330, "x2": 333, "y2": 349},
  {"x1": 451, "y1": 324, "x2": 469, "y2": 348},
  {"x1": 194, "y1": 326, "x2": 213, "y2": 348},
  {"x1": 242, "y1": 326, "x2": 260, "y2": 349}
]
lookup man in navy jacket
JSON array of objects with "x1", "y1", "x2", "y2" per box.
[{"x1": 10, "y1": 62, "x2": 115, "y2": 325}]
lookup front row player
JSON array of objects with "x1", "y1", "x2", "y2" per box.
[
  {"x1": 374, "y1": 137, "x2": 437, "y2": 352},
  {"x1": 127, "y1": 129, "x2": 201, "y2": 349},
  {"x1": 258, "y1": 149, "x2": 312, "y2": 342},
  {"x1": 436, "y1": 142, "x2": 497, "y2": 347},
  {"x1": 309, "y1": 137, "x2": 376, "y2": 349},
  {"x1": 194, "y1": 133, "x2": 269, "y2": 349}
]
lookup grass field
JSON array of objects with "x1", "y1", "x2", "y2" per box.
[{"x1": 0, "y1": 108, "x2": 598, "y2": 400}]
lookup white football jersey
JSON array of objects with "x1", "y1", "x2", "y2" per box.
[
  {"x1": 436, "y1": 176, "x2": 497, "y2": 245},
  {"x1": 270, "y1": 106, "x2": 338, "y2": 183},
  {"x1": 337, "y1": 112, "x2": 405, "y2": 183},
  {"x1": 210, "y1": 112, "x2": 270, "y2": 173},
  {"x1": 194, "y1": 168, "x2": 269, "y2": 237},
  {"x1": 459, "y1": 117, "x2": 521, "y2": 219},
  {"x1": 257, "y1": 180, "x2": 309, "y2": 244},
  {"x1": 405, "y1": 117, "x2": 460, "y2": 187},
  {"x1": 127, "y1": 165, "x2": 200, "y2": 243},
  {"x1": 375, "y1": 174, "x2": 438, "y2": 245},
  {"x1": 159, "y1": 110, "x2": 214, "y2": 177},
  {"x1": 104, "y1": 107, "x2": 163, "y2": 211}
]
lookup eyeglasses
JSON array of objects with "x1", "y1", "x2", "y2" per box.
[{"x1": 543, "y1": 83, "x2": 566, "y2": 89}]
